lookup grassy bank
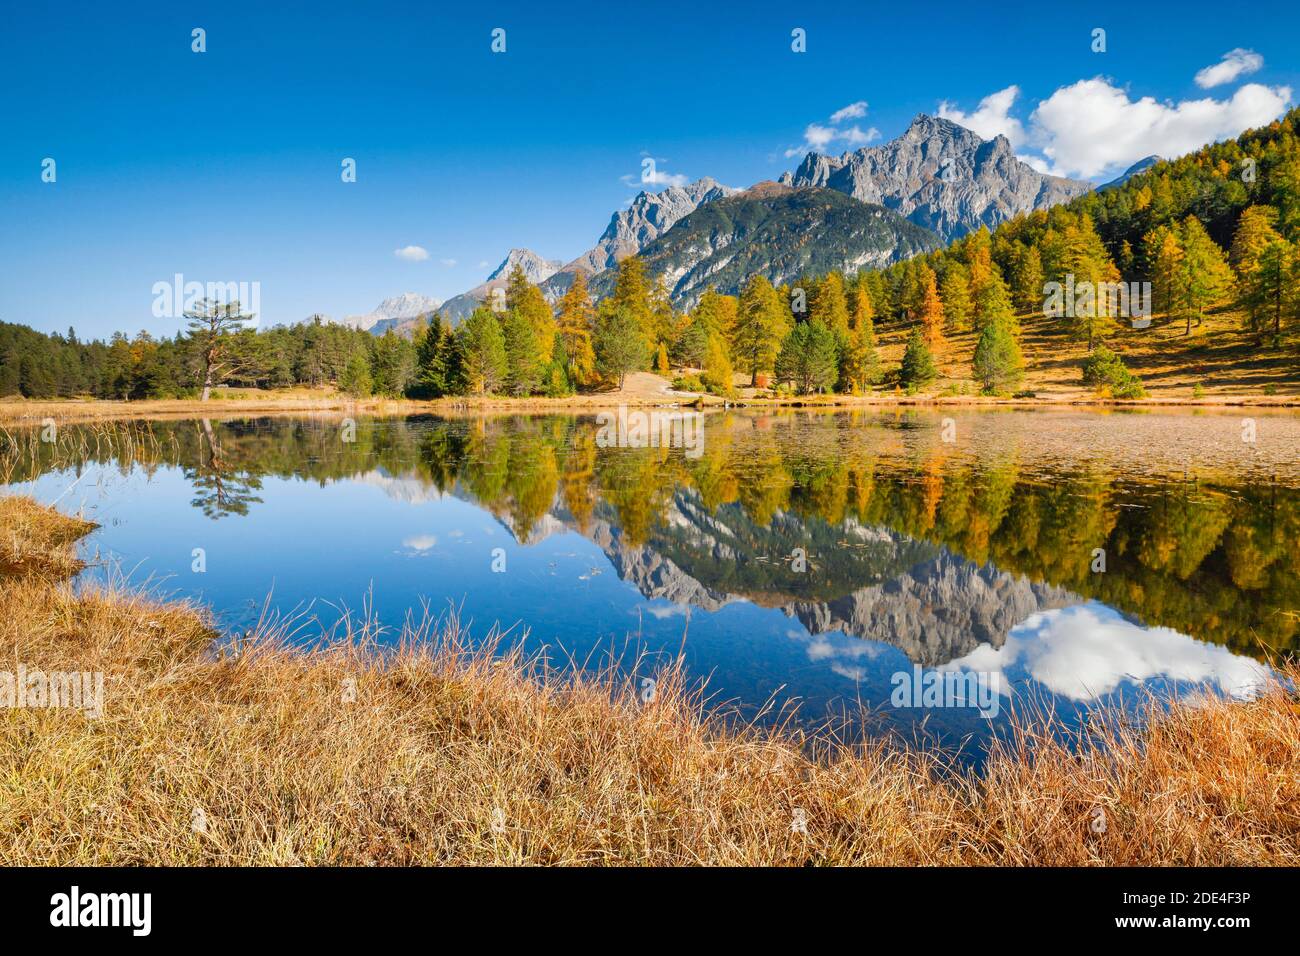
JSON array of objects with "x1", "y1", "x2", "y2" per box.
[{"x1": 1, "y1": 494, "x2": 1297, "y2": 865}]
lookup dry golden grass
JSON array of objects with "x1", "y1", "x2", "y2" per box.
[
  {"x1": 1, "y1": 495, "x2": 1297, "y2": 866},
  {"x1": 0, "y1": 495, "x2": 96, "y2": 578}
]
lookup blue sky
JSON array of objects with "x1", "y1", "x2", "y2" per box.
[{"x1": 2, "y1": 0, "x2": 1297, "y2": 338}]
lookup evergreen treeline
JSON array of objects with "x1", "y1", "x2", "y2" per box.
[
  {"x1": 5, "y1": 109, "x2": 1298, "y2": 401},
  {"x1": 0, "y1": 317, "x2": 382, "y2": 400}
]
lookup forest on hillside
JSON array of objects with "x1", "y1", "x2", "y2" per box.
[{"x1": 3, "y1": 108, "x2": 1299, "y2": 403}]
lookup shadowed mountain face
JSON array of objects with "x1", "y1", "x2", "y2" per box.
[
  {"x1": 780, "y1": 114, "x2": 1092, "y2": 241},
  {"x1": 591, "y1": 184, "x2": 942, "y2": 308}
]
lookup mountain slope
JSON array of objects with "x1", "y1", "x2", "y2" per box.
[
  {"x1": 780, "y1": 114, "x2": 1091, "y2": 241},
  {"x1": 538, "y1": 177, "x2": 738, "y2": 302},
  {"x1": 594, "y1": 182, "x2": 941, "y2": 307},
  {"x1": 567, "y1": 177, "x2": 737, "y2": 276},
  {"x1": 437, "y1": 249, "x2": 563, "y2": 324}
]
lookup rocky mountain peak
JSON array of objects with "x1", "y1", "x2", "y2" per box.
[
  {"x1": 485, "y1": 248, "x2": 564, "y2": 285},
  {"x1": 561, "y1": 176, "x2": 739, "y2": 276},
  {"x1": 782, "y1": 115, "x2": 1092, "y2": 241}
]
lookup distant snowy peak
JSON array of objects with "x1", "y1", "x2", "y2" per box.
[
  {"x1": 374, "y1": 292, "x2": 441, "y2": 319},
  {"x1": 310, "y1": 292, "x2": 440, "y2": 334}
]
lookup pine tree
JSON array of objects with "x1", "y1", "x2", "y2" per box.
[
  {"x1": 458, "y1": 306, "x2": 508, "y2": 395},
  {"x1": 972, "y1": 320, "x2": 1025, "y2": 394},
  {"x1": 555, "y1": 271, "x2": 597, "y2": 386},
  {"x1": 1175, "y1": 215, "x2": 1233, "y2": 335},
  {"x1": 733, "y1": 275, "x2": 789, "y2": 386},
  {"x1": 940, "y1": 263, "x2": 973, "y2": 334},
  {"x1": 502, "y1": 306, "x2": 541, "y2": 396},
  {"x1": 339, "y1": 350, "x2": 373, "y2": 397},
  {"x1": 775, "y1": 321, "x2": 838, "y2": 394},
  {"x1": 899, "y1": 330, "x2": 937, "y2": 392},
  {"x1": 594, "y1": 306, "x2": 647, "y2": 389},
  {"x1": 184, "y1": 298, "x2": 255, "y2": 400}
]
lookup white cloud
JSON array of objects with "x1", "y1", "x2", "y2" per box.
[
  {"x1": 784, "y1": 113, "x2": 880, "y2": 158},
  {"x1": 1195, "y1": 48, "x2": 1264, "y2": 89},
  {"x1": 439, "y1": 258, "x2": 458, "y2": 267},
  {"x1": 1028, "y1": 77, "x2": 1292, "y2": 178},
  {"x1": 830, "y1": 100, "x2": 868, "y2": 123},
  {"x1": 937, "y1": 85, "x2": 1025, "y2": 145},
  {"x1": 621, "y1": 156, "x2": 691, "y2": 189},
  {"x1": 393, "y1": 245, "x2": 429, "y2": 262},
  {"x1": 942, "y1": 603, "x2": 1270, "y2": 702},
  {"x1": 643, "y1": 170, "x2": 690, "y2": 187},
  {"x1": 401, "y1": 534, "x2": 437, "y2": 552}
]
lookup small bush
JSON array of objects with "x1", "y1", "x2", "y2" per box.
[{"x1": 1082, "y1": 345, "x2": 1145, "y2": 399}]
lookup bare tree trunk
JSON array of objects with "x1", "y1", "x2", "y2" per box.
[{"x1": 201, "y1": 345, "x2": 216, "y2": 401}]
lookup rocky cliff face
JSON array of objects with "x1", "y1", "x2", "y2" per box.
[
  {"x1": 566, "y1": 177, "x2": 738, "y2": 275},
  {"x1": 591, "y1": 183, "x2": 941, "y2": 308},
  {"x1": 780, "y1": 114, "x2": 1091, "y2": 241},
  {"x1": 538, "y1": 177, "x2": 738, "y2": 303}
]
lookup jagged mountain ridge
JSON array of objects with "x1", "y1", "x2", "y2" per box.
[
  {"x1": 591, "y1": 183, "x2": 942, "y2": 308},
  {"x1": 779, "y1": 114, "x2": 1092, "y2": 241},
  {"x1": 552, "y1": 176, "x2": 738, "y2": 278},
  {"x1": 373, "y1": 114, "x2": 1094, "y2": 331}
]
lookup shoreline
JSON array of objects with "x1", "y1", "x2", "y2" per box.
[
  {"x1": 3, "y1": 389, "x2": 1299, "y2": 426},
  {"x1": 1, "y1": 493, "x2": 1297, "y2": 866}
]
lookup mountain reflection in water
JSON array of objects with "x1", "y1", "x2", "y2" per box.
[{"x1": 2, "y1": 409, "x2": 1294, "y2": 750}]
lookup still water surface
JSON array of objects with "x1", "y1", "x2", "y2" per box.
[{"x1": 5, "y1": 407, "x2": 1296, "y2": 753}]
